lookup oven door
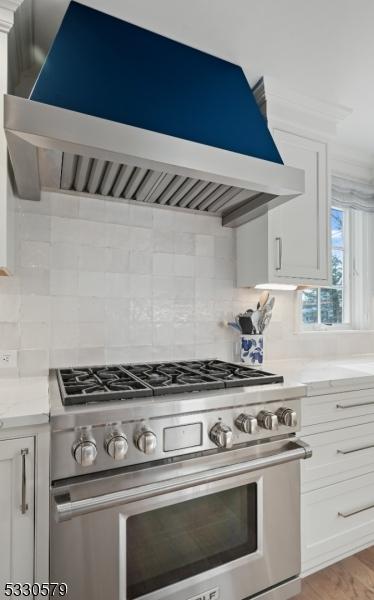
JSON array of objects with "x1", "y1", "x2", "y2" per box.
[{"x1": 51, "y1": 439, "x2": 311, "y2": 600}]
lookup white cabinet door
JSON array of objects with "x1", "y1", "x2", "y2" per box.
[
  {"x1": 0, "y1": 437, "x2": 34, "y2": 591},
  {"x1": 269, "y1": 130, "x2": 329, "y2": 283}
]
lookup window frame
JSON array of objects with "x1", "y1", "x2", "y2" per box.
[{"x1": 298, "y1": 205, "x2": 353, "y2": 331}]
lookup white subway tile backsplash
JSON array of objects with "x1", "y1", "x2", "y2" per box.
[
  {"x1": 51, "y1": 243, "x2": 80, "y2": 269},
  {"x1": 79, "y1": 271, "x2": 107, "y2": 297},
  {"x1": 0, "y1": 322, "x2": 19, "y2": 349},
  {"x1": 79, "y1": 244, "x2": 107, "y2": 271},
  {"x1": 130, "y1": 227, "x2": 152, "y2": 251},
  {"x1": 77, "y1": 219, "x2": 107, "y2": 247},
  {"x1": 51, "y1": 269, "x2": 78, "y2": 296},
  {"x1": 153, "y1": 230, "x2": 174, "y2": 253},
  {"x1": 18, "y1": 349, "x2": 49, "y2": 376},
  {"x1": 105, "y1": 223, "x2": 130, "y2": 249},
  {"x1": 152, "y1": 276, "x2": 175, "y2": 300},
  {"x1": 19, "y1": 267, "x2": 50, "y2": 295},
  {"x1": 79, "y1": 297, "x2": 105, "y2": 322},
  {"x1": 174, "y1": 255, "x2": 194, "y2": 277},
  {"x1": 106, "y1": 248, "x2": 130, "y2": 273},
  {"x1": 153, "y1": 253, "x2": 174, "y2": 276},
  {"x1": 105, "y1": 273, "x2": 130, "y2": 298},
  {"x1": 50, "y1": 322, "x2": 79, "y2": 348},
  {"x1": 153, "y1": 322, "x2": 174, "y2": 346},
  {"x1": 105, "y1": 321, "x2": 130, "y2": 346},
  {"x1": 195, "y1": 256, "x2": 215, "y2": 278},
  {"x1": 77, "y1": 347, "x2": 105, "y2": 365},
  {"x1": 79, "y1": 196, "x2": 106, "y2": 222},
  {"x1": 152, "y1": 207, "x2": 174, "y2": 231},
  {"x1": 129, "y1": 251, "x2": 152, "y2": 274},
  {"x1": 105, "y1": 200, "x2": 130, "y2": 225},
  {"x1": 50, "y1": 348, "x2": 78, "y2": 368},
  {"x1": 19, "y1": 213, "x2": 51, "y2": 242},
  {"x1": 20, "y1": 322, "x2": 49, "y2": 349},
  {"x1": 51, "y1": 296, "x2": 79, "y2": 322},
  {"x1": 173, "y1": 232, "x2": 195, "y2": 255},
  {"x1": 215, "y1": 236, "x2": 234, "y2": 259},
  {"x1": 19, "y1": 241, "x2": 50, "y2": 268},
  {"x1": 21, "y1": 295, "x2": 50, "y2": 322},
  {"x1": 50, "y1": 192, "x2": 79, "y2": 218},
  {"x1": 79, "y1": 322, "x2": 105, "y2": 347},
  {"x1": 195, "y1": 234, "x2": 214, "y2": 257},
  {"x1": 51, "y1": 217, "x2": 79, "y2": 244},
  {"x1": 130, "y1": 275, "x2": 152, "y2": 298},
  {"x1": 129, "y1": 203, "x2": 153, "y2": 228},
  {"x1": 0, "y1": 294, "x2": 20, "y2": 322},
  {"x1": 4, "y1": 189, "x2": 329, "y2": 377}
]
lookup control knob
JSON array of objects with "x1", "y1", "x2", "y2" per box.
[
  {"x1": 235, "y1": 413, "x2": 258, "y2": 434},
  {"x1": 210, "y1": 422, "x2": 233, "y2": 449},
  {"x1": 73, "y1": 434, "x2": 97, "y2": 467},
  {"x1": 257, "y1": 410, "x2": 279, "y2": 431},
  {"x1": 276, "y1": 407, "x2": 298, "y2": 427},
  {"x1": 105, "y1": 431, "x2": 128, "y2": 460},
  {"x1": 135, "y1": 427, "x2": 157, "y2": 454}
]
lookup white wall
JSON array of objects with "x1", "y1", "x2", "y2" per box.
[
  {"x1": 0, "y1": 191, "x2": 248, "y2": 376},
  {"x1": 0, "y1": 190, "x2": 373, "y2": 377}
]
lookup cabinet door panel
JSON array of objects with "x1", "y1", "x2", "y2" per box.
[
  {"x1": 0, "y1": 437, "x2": 34, "y2": 588},
  {"x1": 270, "y1": 130, "x2": 328, "y2": 282}
]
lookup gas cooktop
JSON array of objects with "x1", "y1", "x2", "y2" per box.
[{"x1": 57, "y1": 360, "x2": 284, "y2": 406}]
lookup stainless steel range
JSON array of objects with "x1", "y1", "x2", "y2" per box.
[{"x1": 49, "y1": 360, "x2": 311, "y2": 600}]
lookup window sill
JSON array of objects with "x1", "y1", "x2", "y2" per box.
[{"x1": 295, "y1": 328, "x2": 371, "y2": 335}]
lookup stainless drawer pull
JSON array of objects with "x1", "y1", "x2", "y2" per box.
[
  {"x1": 275, "y1": 237, "x2": 282, "y2": 271},
  {"x1": 21, "y1": 448, "x2": 29, "y2": 514},
  {"x1": 336, "y1": 401, "x2": 374, "y2": 409},
  {"x1": 337, "y1": 443, "x2": 374, "y2": 455},
  {"x1": 54, "y1": 439, "x2": 312, "y2": 523},
  {"x1": 338, "y1": 501, "x2": 374, "y2": 518}
]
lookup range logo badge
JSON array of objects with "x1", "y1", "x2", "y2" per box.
[{"x1": 188, "y1": 588, "x2": 219, "y2": 600}]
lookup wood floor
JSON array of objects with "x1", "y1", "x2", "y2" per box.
[{"x1": 295, "y1": 548, "x2": 374, "y2": 599}]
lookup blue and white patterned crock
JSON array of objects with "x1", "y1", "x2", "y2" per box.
[{"x1": 240, "y1": 335, "x2": 264, "y2": 366}]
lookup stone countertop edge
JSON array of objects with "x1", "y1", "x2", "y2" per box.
[{"x1": 0, "y1": 376, "x2": 50, "y2": 430}]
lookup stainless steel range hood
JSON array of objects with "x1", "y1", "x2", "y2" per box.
[
  {"x1": 4, "y1": 2, "x2": 304, "y2": 227},
  {"x1": 4, "y1": 94, "x2": 304, "y2": 227}
]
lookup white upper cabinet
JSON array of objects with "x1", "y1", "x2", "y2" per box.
[
  {"x1": 237, "y1": 76, "x2": 351, "y2": 288},
  {"x1": 268, "y1": 130, "x2": 328, "y2": 282},
  {"x1": 0, "y1": 437, "x2": 34, "y2": 587}
]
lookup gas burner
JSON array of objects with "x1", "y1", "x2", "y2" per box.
[{"x1": 57, "y1": 360, "x2": 284, "y2": 405}]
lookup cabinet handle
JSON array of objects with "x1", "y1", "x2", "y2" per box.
[
  {"x1": 336, "y1": 401, "x2": 374, "y2": 409},
  {"x1": 20, "y1": 448, "x2": 29, "y2": 514},
  {"x1": 338, "y1": 501, "x2": 374, "y2": 518},
  {"x1": 337, "y1": 442, "x2": 374, "y2": 455},
  {"x1": 275, "y1": 237, "x2": 282, "y2": 270}
]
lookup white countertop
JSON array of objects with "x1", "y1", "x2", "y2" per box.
[
  {"x1": 3, "y1": 355, "x2": 374, "y2": 430},
  {"x1": 0, "y1": 376, "x2": 49, "y2": 429},
  {"x1": 266, "y1": 354, "x2": 374, "y2": 395}
]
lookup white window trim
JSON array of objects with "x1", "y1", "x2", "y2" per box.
[{"x1": 298, "y1": 205, "x2": 358, "y2": 332}]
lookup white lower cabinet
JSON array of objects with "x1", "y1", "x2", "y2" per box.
[
  {"x1": 301, "y1": 389, "x2": 374, "y2": 575},
  {"x1": 0, "y1": 437, "x2": 34, "y2": 589}
]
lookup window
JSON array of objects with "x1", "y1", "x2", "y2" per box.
[{"x1": 301, "y1": 207, "x2": 349, "y2": 327}]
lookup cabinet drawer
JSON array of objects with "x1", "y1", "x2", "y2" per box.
[
  {"x1": 302, "y1": 471, "x2": 374, "y2": 571},
  {"x1": 302, "y1": 421, "x2": 374, "y2": 491},
  {"x1": 302, "y1": 389, "x2": 374, "y2": 431}
]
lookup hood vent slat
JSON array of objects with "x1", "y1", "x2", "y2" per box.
[{"x1": 4, "y1": 95, "x2": 304, "y2": 226}]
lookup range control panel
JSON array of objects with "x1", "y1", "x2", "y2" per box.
[{"x1": 52, "y1": 399, "x2": 301, "y2": 481}]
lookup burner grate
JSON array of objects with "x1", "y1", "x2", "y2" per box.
[{"x1": 57, "y1": 360, "x2": 284, "y2": 405}]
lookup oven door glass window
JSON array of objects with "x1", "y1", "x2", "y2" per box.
[{"x1": 126, "y1": 482, "x2": 257, "y2": 599}]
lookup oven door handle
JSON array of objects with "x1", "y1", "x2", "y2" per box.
[{"x1": 54, "y1": 439, "x2": 312, "y2": 523}]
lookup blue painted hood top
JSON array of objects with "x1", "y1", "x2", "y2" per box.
[{"x1": 31, "y1": 1, "x2": 283, "y2": 164}]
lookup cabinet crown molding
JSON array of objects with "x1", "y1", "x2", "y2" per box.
[
  {"x1": 0, "y1": 0, "x2": 24, "y2": 32},
  {"x1": 253, "y1": 76, "x2": 352, "y2": 139}
]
